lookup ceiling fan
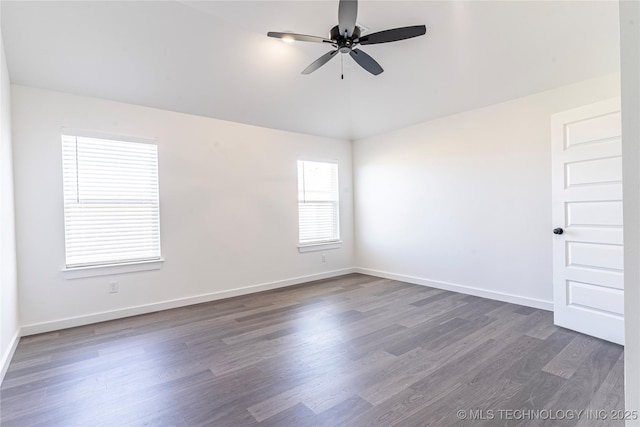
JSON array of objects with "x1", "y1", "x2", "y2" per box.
[{"x1": 267, "y1": 0, "x2": 426, "y2": 76}]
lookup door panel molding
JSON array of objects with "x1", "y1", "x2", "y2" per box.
[{"x1": 552, "y1": 97, "x2": 624, "y2": 345}]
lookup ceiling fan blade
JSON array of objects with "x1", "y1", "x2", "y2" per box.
[
  {"x1": 349, "y1": 48, "x2": 383, "y2": 75},
  {"x1": 338, "y1": 0, "x2": 358, "y2": 37},
  {"x1": 358, "y1": 25, "x2": 426, "y2": 45},
  {"x1": 302, "y1": 50, "x2": 339, "y2": 74},
  {"x1": 267, "y1": 32, "x2": 333, "y2": 44}
]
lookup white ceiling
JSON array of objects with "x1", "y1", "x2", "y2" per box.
[{"x1": 1, "y1": 1, "x2": 620, "y2": 140}]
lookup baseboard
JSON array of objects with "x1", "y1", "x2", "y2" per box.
[
  {"x1": 355, "y1": 267, "x2": 553, "y2": 311},
  {"x1": 21, "y1": 268, "x2": 357, "y2": 336},
  {"x1": 20, "y1": 266, "x2": 551, "y2": 337},
  {"x1": 1, "y1": 328, "x2": 21, "y2": 385}
]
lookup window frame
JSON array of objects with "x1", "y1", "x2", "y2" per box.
[
  {"x1": 296, "y1": 159, "x2": 342, "y2": 252},
  {"x1": 60, "y1": 129, "x2": 163, "y2": 278}
]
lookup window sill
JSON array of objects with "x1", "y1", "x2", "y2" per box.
[
  {"x1": 62, "y1": 259, "x2": 164, "y2": 280},
  {"x1": 298, "y1": 241, "x2": 342, "y2": 253}
]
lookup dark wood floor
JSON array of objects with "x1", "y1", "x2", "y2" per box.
[{"x1": 0, "y1": 274, "x2": 624, "y2": 426}]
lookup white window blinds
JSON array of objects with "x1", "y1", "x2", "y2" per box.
[
  {"x1": 297, "y1": 160, "x2": 339, "y2": 245},
  {"x1": 62, "y1": 134, "x2": 161, "y2": 268}
]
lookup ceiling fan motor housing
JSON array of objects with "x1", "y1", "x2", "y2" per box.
[{"x1": 330, "y1": 25, "x2": 361, "y2": 52}]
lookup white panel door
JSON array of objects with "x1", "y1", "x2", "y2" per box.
[{"x1": 552, "y1": 98, "x2": 623, "y2": 345}]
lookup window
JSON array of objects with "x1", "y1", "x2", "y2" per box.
[
  {"x1": 297, "y1": 160, "x2": 340, "y2": 246},
  {"x1": 61, "y1": 133, "x2": 161, "y2": 268}
]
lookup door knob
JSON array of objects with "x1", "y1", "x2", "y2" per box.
[{"x1": 553, "y1": 228, "x2": 564, "y2": 235}]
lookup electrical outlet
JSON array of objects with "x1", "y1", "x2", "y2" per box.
[
  {"x1": 109, "y1": 281, "x2": 119, "y2": 293},
  {"x1": 321, "y1": 254, "x2": 326, "y2": 263}
]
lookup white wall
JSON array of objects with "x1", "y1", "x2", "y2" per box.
[
  {"x1": 353, "y1": 74, "x2": 620, "y2": 309},
  {"x1": 0, "y1": 21, "x2": 20, "y2": 379},
  {"x1": 621, "y1": 0, "x2": 640, "y2": 419},
  {"x1": 11, "y1": 85, "x2": 354, "y2": 333}
]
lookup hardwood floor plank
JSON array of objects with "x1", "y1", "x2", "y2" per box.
[
  {"x1": 257, "y1": 402, "x2": 316, "y2": 427},
  {"x1": 396, "y1": 294, "x2": 469, "y2": 328},
  {"x1": 345, "y1": 324, "x2": 408, "y2": 360},
  {"x1": 539, "y1": 339, "x2": 623, "y2": 427},
  {"x1": 357, "y1": 309, "x2": 535, "y2": 406},
  {"x1": 507, "y1": 329, "x2": 576, "y2": 385},
  {"x1": 313, "y1": 396, "x2": 373, "y2": 427},
  {"x1": 576, "y1": 352, "x2": 625, "y2": 427},
  {"x1": 542, "y1": 334, "x2": 602, "y2": 379},
  {"x1": 468, "y1": 330, "x2": 576, "y2": 426},
  {"x1": 410, "y1": 290, "x2": 456, "y2": 306},
  {"x1": 396, "y1": 335, "x2": 544, "y2": 426},
  {"x1": 248, "y1": 349, "x2": 396, "y2": 422},
  {"x1": 514, "y1": 306, "x2": 537, "y2": 315},
  {"x1": 526, "y1": 320, "x2": 560, "y2": 340},
  {"x1": 301, "y1": 350, "x2": 397, "y2": 413},
  {"x1": 482, "y1": 371, "x2": 567, "y2": 427},
  {"x1": 347, "y1": 337, "x2": 515, "y2": 426},
  {"x1": 384, "y1": 317, "x2": 469, "y2": 356}
]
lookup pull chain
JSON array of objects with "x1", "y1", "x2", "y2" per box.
[{"x1": 341, "y1": 53, "x2": 344, "y2": 80}]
